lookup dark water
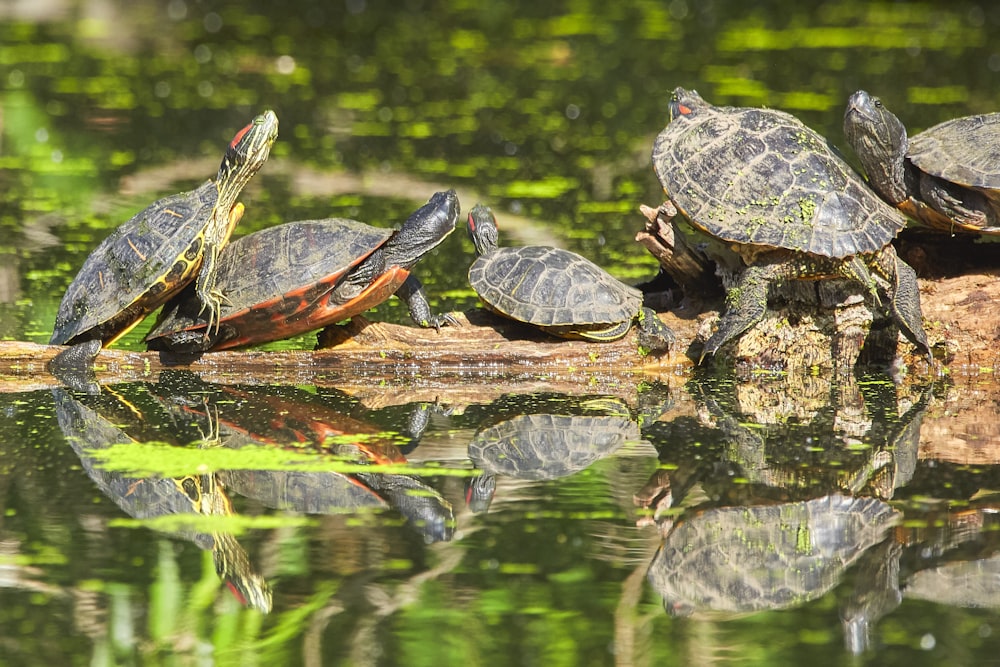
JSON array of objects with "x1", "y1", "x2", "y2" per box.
[{"x1": 3, "y1": 1, "x2": 1000, "y2": 664}]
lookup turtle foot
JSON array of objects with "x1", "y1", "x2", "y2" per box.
[
  {"x1": 424, "y1": 312, "x2": 461, "y2": 330},
  {"x1": 887, "y1": 260, "x2": 931, "y2": 360},
  {"x1": 636, "y1": 308, "x2": 675, "y2": 355},
  {"x1": 699, "y1": 264, "x2": 772, "y2": 363}
]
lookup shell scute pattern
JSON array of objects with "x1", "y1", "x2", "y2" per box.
[
  {"x1": 472, "y1": 246, "x2": 641, "y2": 327},
  {"x1": 210, "y1": 219, "x2": 390, "y2": 317},
  {"x1": 51, "y1": 181, "x2": 218, "y2": 343},
  {"x1": 908, "y1": 113, "x2": 1000, "y2": 191},
  {"x1": 654, "y1": 105, "x2": 903, "y2": 259}
]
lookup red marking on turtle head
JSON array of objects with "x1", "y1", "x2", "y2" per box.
[
  {"x1": 229, "y1": 122, "x2": 253, "y2": 150},
  {"x1": 676, "y1": 103, "x2": 692, "y2": 116},
  {"x1": 226, "y1": 580, "x2": 248, "y2": 605}
]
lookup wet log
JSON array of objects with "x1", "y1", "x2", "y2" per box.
[
  {"x1": 0, "y1": 267, "x2": 998, "y2": 394},
  {"x1": 0, "y1": 310, "x2": 689, "y2": 394}
]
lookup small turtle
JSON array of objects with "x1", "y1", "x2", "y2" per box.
[
  {"x1": 844, "y1": 90, "x2": 1000, "y2": 234},
  {"x1": 146, "y1": 190, "x2": 460, "y2": 352},
  {"x1": 652, "y1": 88, "x2": 929, "y2": 360},
  {"x1": 466, "y1": 204, "x2": 674, "y2": 353}
]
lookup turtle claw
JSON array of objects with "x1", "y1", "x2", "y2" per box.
[
  {"x1": 196, "y1": 289, "x2": 230, "y2": 337},
  {"x1": 427, "y1": 312, "x2": 460, "y2": 331},
  {"x1": 196, "y1": 299, "x2": 220, "y2": 337}
]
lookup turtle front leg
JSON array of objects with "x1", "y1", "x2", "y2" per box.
[
  {"x1": 395, "y1": 274, "x2": 459, "y2": 329},
  {"x1": 872, "y1": 248, "x2": 930, "y2": 358},
  {"x1": 636, "y1": 308, "x2": 675, "y2": 355},
  {"x1": 195, "y1": 242, "x2": 229, "y2": 335},
  {"x1": 919, "y1": 172, "x2": 993, "y2": 229},
  {"x1": 196, "y1": 203, "x2": 242, "y2": 336},
  {"x1": 701, "y1": 264, "x2": 777, "y2": 362}
]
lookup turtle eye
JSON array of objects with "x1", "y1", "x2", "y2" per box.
[{"x1": 873, "y1": 98, "x2": 883, "y2": 109}]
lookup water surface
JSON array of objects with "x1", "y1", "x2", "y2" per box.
[{"x1": 3, "y1": 1, "x2": 1000, "y2": 664}]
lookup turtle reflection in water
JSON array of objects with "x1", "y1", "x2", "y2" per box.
[
  {"x1": 466, "y1": 395, "x2": 663, "y2": 514},
  {"x1": 51, "y1": 387, "x2": 272, "y2": 612},
  {"x1": 635, "y1": 375, "x2": 931, "y2": 528},
  {"x1": 158, "y1": 380, "x2": 454, "y2": 543},
  {"x1": 842, "y1": 499, "x2": 1000, "y2": 654},
  {"x1": 647, "y1": 494, "x2": 899, "y2": 617},
  {"x1": 697, "y1": 376, "x2": 931, "y2": 501}
]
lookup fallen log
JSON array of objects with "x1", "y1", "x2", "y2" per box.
[
  {"x1": 0, "y1": 310, "x2": 688, "y2": 394},
  {"x1": 1, "y1": 266, "x2": 998, "y2": 395}
]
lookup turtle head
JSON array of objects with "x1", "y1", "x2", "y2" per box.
[
  {"x1": 668, "y1": 87, "x2": 708, "y2": 122},
  {"x1": 465, "y1": 472, "x2": 496, "y2": 514},
  {"x1": 843, "y1": 91, "x2": 910, "y2": 204},
  {"x1": 467, "y1": 204, "x2": 500, "y2": 255},
  {"x1": 390, "y1": 189, "x2": 460, "y2": 265},
  {"x1": 467, "y1": 203, "x2": 500, "y2": 256},
  {"x1": 215, "y1": 110, "x2": 279, "y2": 207}
]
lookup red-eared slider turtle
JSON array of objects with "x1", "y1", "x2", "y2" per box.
[
  {"x1": 48, "y1": 110, "x2": 279, "y2": 368},
  {"x1": 844, "y1": 90, "x2": 1000, "y2": 234},
  {"x1": 52, "y1": 386, "x2": 272, "y2": 612},
  {"x1": 652, "y1": 88, "x2": 929, "y2": 360},
  {"x1": 646, "y1": 494, "x2": 900, "y2": 617},
  {"x1": 466, "y1": 204, "x2": 674, "y2": 353},
  {"x1": 145, "y1": 190, "x2": 460, "y2": 352}
]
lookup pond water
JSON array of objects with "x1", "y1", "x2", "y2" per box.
[{"x1": 3, "y1": 1, "x2": 1000, "y2": 664}]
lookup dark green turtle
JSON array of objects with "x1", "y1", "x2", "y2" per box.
[
  {"x1": 466, "y1": 204, "x2": 674, "y2": 353},
  {"x1": 844, "y1": 90, "x2": 1000, "y2": 234},
  {"x1": 48, "y1": 110, "x2": 279, "y2": 371},
  {"x1": 652, "y1": 88, "x2": 929, "y2": 360},
  {"x1": 145, "y1": 190, "x2": 459, "y2": 353}
]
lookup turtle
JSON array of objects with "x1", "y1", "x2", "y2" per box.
[
  {"x1": 843, "y1": 90, "x2": 1000, "y2": 234},
  {"x1": 466, "y1": 204, "x2": 675, "y2": 353},
  {"x1": 145, "y1": 189, "x2": 460, "y2": 353},
  {"x1": 651, "y1": 87, "x2": 929, "y2": 360},
  {"x1": 48, "y1": 110, "x2": 279, "y2": 370},
  {"x1": 52, "y1": 386, "x2": 272, "y2": 612},
  {"x1": 646, "y1": 494, "x2": 900, "y2": 617}
]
